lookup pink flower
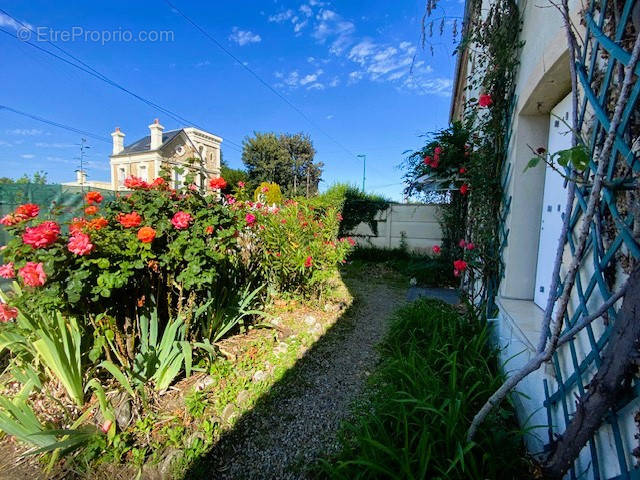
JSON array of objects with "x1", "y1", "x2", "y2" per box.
[
  {"x1": 188, "y1": 184, "x2": 198, "y2": 192},
  {"x1": 304, "y1": 256, "x2": 313, "y2": 268},
  {"x1": 434, "y1": 146, "x2": 442, "y2": 155},
  {"x1": 124, "y1": 176, "x2": 149, "y2": 189},
  {"x1": 0, "y1": 214, "x2": 18, "y2": 226},
  {"x1": 22, "y1": 221, "x2": 61, "y2": 248},
  {"x1": 237, "y1": 181, "x2": 245, "y2": 188},
  {"x1": 432, "y1": 245, "x2": 441, "y2": 255},
  {"x1": 101, "y1": 419, "x2": 112, "y2": 434},
  {"x1": 346, "y1": 237, "x2": 356, "y2": 246},
  {"x1": 0, "y1": 262, "x2": 15, "y2": 279},
  {"x1": 0, "y1": 303, "x2": 18, "y2": 323},
  {"x1": 171, "y1": 211, "x2": 193, "y2": 230},
  {"x1": 466, "y1": 242, "x2": 475, "y2": 250},
  {"x1": 209, "y1": 177, "x2": 227, "y2": 190},
  {"x1": 18, "y1": 262, "x2": 46, "y2": 287},
  {"x1": 453, "y1": 259, "x2": 468, "y2": 278},
  {"x1": 460, "y1": 184, "x2": 469, "y2": 195},
  {"x1": 245, "y1": 213, "x2": 256, "y2": 226},
  {"x1": 478, "y1": 93, "x2": 493, "y2": 108},
  {"x1": 68, "y1": 233, "x2": 94, "y2": 256},
  {"x1": 459, "y1": 239, "x2": 467, "y2": 248},
  {"x1": 261, "y1": 186, "x2": 269, "y2": 193}
]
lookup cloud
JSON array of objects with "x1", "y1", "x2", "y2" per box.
[
  {"x1": 300, "y1": 5, "x2": 313, "y2": 17},
  {"x1": 275, "y1": 68, "x2": 330, "y2": 90},
  {"x1": 195, "y1": 60, "x2": 211, "y2": 68},
  {"x1": 7, "y1": 128, "x2": 43, "y2": 136},
  {"x1": 326, "y1": 114, "x2": 334, "y2": 120},
  {"x1": 229, "y1": 27, "x2": 261, "y2": 46},
  {"x1": 20, "y1": 154, "x2": 35, "y2": 159},
  {"x1": 402, "y1": 76, "x2": 453, "y2": 96},
  {"x1": 35, "y1": 142, "x2": 74, "y2": 148},
  {"x1": 312, "y1": 9, "x2": 355, "y2": 54},
  {"x1": 0, "y1": 140, "x2": 12, "y2": 147},
  {"x1": 268, "y1": 10, "x2": 293, "y2": 23}
]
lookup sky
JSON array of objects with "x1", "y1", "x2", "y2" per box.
[{"x1": 0, "y1": 1, "x2": 462, "y2": 201}]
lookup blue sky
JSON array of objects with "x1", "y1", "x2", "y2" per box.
[{"x1": 0, "y1": 1, "x2": 461, "y2": 200}]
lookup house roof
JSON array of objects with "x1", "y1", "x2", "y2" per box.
[{"x1": 119, "y1": 129, "x2": 183, "y2": 155}]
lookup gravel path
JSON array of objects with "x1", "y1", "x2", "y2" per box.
[{"x1": 187, "y1": 279, "x2": 405, "y2": 480}]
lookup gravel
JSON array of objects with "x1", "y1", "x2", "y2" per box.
[{"x1": 194, "y1": 280, "x2": 405, "y2": 480}]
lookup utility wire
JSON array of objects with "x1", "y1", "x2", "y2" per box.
[{"x1": 163, "y1": 0, "x2": 359, "y2": 161}]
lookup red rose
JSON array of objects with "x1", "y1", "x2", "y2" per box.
[
  {"x1": 460, "y1": 184, "x2": 469, "y2": 195},
  {"x1": 478, "y1": 93, "x2": 493, "y2": 108},
  {"x1": 459, "y1": 167, "x2": 467, "y2": 174},
  {"x1": 209, "y1": 177, "x2": 228, "y2": 190},
  {"x1": 118, "y1": 212, "x2": 142, "y2": 228},
  {"x1": 432, "y1": 245, "x2": 441, "y2": 255},
  {"x1": 453, "y1": 259, "x2": 468, "y2": 277},
  {"x1": 137, "y1": 226, "x2": 156, "y2": 243},
  {"x1": 15, "y1": 203, "x2": 40, "y2": 219},
  {"x1": 84, "y1": 205, "x2": 99, "y2": 216},
  {"x1": 124, "y1": 176, "x2": 149, "y2": 189},
  {"x1": 85, "y1": 191, "x2": 103, "y2": 205},
  {"x1": 22, "y1": 221, "x2": 60, "y2": 248}
]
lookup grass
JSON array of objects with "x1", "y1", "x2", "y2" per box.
[{"x1": 318, "y1": 298, "x2": 533, "y2": 480}]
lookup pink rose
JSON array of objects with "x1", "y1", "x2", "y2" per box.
[
  {"x1": 67, "y1": 233, "x2": 94, "y2": 256},
  {"x1": 171, "y1": 211, "x2": 193, "y2": 230},
  {"x1": 0, "y1": 262, "x2": 15, "y2": 279},
  {"x1": 432, "y1": 245, "x2": 441, "y2": 255},
  {"x1": 18, "y1": 262, "x2": 46, "y2": 287},
  {"x1": 245, "y1": 213, "x2": 256, "y2": 226},
  {"x1": 22, "y1": 221, "x2": 60, "y2": 248},
  {"x1": 0, "y1": 302, "x2": 18, "y2": 323}
]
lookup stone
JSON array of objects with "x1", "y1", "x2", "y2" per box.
[
  {"x1": 252, "y1": 370, "x2": 267, "y2": 382},
  {"x1": 312, "y1": 323, "x2": 323, "y2": 334},
  {"x1": 193, "y1": 374, "x2": 215, "y2": 391},
  {"x1": 236, "y1": 389, "x2": 251, "y2": 407},
  {"x1": 304, "y1": 315, "x2": 317, "y2": 326},
  {"x1": 114, "y1": 396, "x2": 132, "y2": 429},
  {"x1": 221, "y1": 403, "x2": 238, "y2": 424}
]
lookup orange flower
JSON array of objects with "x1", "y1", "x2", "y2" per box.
[
  {"x1": 85, "y1": 191, "x2": 103, "y2": 205},
  {"x1": 205, "y1": 225, "x2": 214, "y2": 235},
  {"x1": 209, "y1": 177, "x2": 227, "y2": 190},
  {"x1": 89, "y1": 217, "x2": 108, "y2": 230},
  {"x1": 84, "y1": 205, "x2": 99, "y2": 216},
  {"x1": 118, "y1": 212, "x2": 142, "y2": 228},
  {"x1": 137, "y1": 226, "x2": 156, "y2": 243}
]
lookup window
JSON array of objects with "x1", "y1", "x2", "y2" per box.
[
  {"x1": 118, "y1": 167, "x2": 126, "y2": 187},
  {"x1": 138, "y1": 164, "x2": 148, "y2": 182}
]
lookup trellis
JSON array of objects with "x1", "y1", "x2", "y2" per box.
[{"x1": 532, "y1": 0, "x2": 640, "y2": 478}]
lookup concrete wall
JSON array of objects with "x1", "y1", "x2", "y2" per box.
[{"x1": 350, "y1": 203, "x2": 442, "y2": 253}]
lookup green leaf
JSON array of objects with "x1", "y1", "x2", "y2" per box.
[{"x1": 523, "y1": 157, "x2": 541, "y2": 172}]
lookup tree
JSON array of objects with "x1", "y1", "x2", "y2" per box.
[
  {"x1": 241, "y1": 132, "x2": 322, "y2": 196},
  {"x1": 219, "y1": 158, "x2": 248, "y2": 195},
  {"x1": 0, "y1": 171, "x2": 48, "y2": 184}
]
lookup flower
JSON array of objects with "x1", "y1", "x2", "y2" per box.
[
  {"x1": 89, "y1": 217, "x2": 108, "y2": 230},
  {"x1": 118, "y1": 212, "x2": 142, "y2": 228},
  {"x1": 459, "y1": 239, "x2": 467, "y2": 248},
  {"x1": 423, "y1": 155, "x2": 439, "y2": 168},
  {"x1": 245, "y1": 213, "x2": 256, "y2": 226},
  {"x1": 70, "y1": 217, "x2": 88, "y2": 235},
  {"x1": 453, "y1": 259, "x2": 468, "y2": 277},
  {"x1": 101, "y1": 419, "x2": 112, "y2": 434},
  {"x1": 466, "y1": 242, "x2": 475, "y2": 250},
  {"x1": 85, "y1": 191, "x2": 103, "y2": 205},
  {"x1": 205, "y1": 225, "x2": 214, "y2": 235},
  {"x1": 209, "y1": 177, "x2": 228, "y2": 190},
  {"x1": 84, "y1": 205, "x2": 99, "y2": 216},
  {"x1": 18, "y1": 262, "x2": 46, "y2": 287},
  {"x1": 137, "y1": 226, "x2": 156, "y2": 243},
  {"x1": 261, "y1": 185, "x2": 269, "y2": 193},
  {"x1": 337, "y1": 213, "x2": 343, "y2": 221},
  {"x1": 346, "y1": 237, "x2": 356, "y2": 246},
  {"x1": 124, "y1": 176, "x2": 149, "y2": 189},
  {"x1": 0, "y1": 263, "x2": 15, "y2": 279},
  {"x1": 15, "y1": 203, "x2": 40, "y2": 219},
  {"x1": 432, "y1": 245, "x2": 441, "y2": 255},
  {"x1": 304, "y1": 256, "x2": 313, "y2": 268},
  {"x1": 0, "y1": 214, "x2": 19, "y2": 226},
  {"x1": 478, "y1": 93, "x2": 493, "y2": 108},
  {"x1": 22, "y1": 221, "x2": 61, "y2": 248},
  {"x1": 171, "y1": 211, "x2": 192, "y2": 230},
  {"x1": 68, "y1": 233, "x2": 94, "y2": 256},
  {"x1": 237, "y1": 181, "x2": 245, "y2": 188},
  {"x1": 459, "y1": 167, "x2": 467, "y2": 174},
  {"x1": 460, "y1": 184, "x2": 469, "y2": 195},
  {"x1": 151, "y1": 177, "x2": 166, "y2": 189},
  {"x1": 0, "y1": 303, "x2": 18, "y2": 323}
]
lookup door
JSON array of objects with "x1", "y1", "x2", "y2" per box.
[{"x1": 534, "y1": 92, "x2": 572, "y2": 309}]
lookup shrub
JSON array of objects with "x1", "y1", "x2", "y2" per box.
[{"x1": 253, "y1": 182, "x2": 283, "y2": 205}]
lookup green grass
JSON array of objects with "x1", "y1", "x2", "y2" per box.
[{"x1": 318, "y1": 298, "x2": 532, "y2": 480}]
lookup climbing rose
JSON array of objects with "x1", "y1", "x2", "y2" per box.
[
  {"x1": 304, "y1": 256, "x2": 313, "y2": 268},
  {"x1": 68, "y1": 233, "x2": 94, "y2": 256},
  {"x1": 460, "y1": 184, "x2": 469, "y2": 195},
  {"x1": 209, "y1": 177, "x2": 227, "y2": 190},
  {"x1": 0, "y1": 262, "x2": 15, "y2": 279},
  {"x1": 124, "y1": 176, "x2": 149, "y2": 189},
  {"x1": 478, "y1": 93, "x2": 493, "y2": 108},
  {"x1": 453, "y1": 259, "x2": 468, "y2": 277},
  {"x1": 171, "y1": 211, "x2": 192, "y2": 230},
  {"x1": 432, "y1": 245, "x2": 441, "y2": 255},
  {"x1": 22, "y1": 221, "x2": 60, "y2": 248},
  {"x1": 18, "y1": 262, "x2": 46, "y2": 287},
  {"x1": 15, "y1": 203, "x2": 40, "y2": 219},
  {"x1": 118, "y1": 212, "x2": 142, "y2": 228},
  {"x1": 245, "y1": 213, "x2": 256, "y2": 226},
  {"x1": 0, "y1": 303, "x2": 18, "y2": 323},
  {"x1": 84, "y1": 205, "x2": 99, "y2": 216},
  {"x1": 137, "y1": 226, "x2": 156, "y2": 243},
  {"x1": 85, "y1": 191, "x2": 103, "y2": 205}
]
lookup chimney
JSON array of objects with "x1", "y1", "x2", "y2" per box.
[
  {"x1": 75, "y1": 169, "x2": 87, "y2": 185},
  {"x1": 149, "y1": 118, "x2": 164, "y2": 150},
  {"x1": 111, "y1": 127, "x2": 125, "y2": 155}
]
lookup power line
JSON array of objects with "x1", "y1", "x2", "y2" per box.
[{"x1": 163, "y1": 0, "x2": 359, "y2": 161}]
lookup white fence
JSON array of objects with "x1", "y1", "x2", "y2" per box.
[{"x1": 350, "y1": 203, "x2": 442, "y2": 253}]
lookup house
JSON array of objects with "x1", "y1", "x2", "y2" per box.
[
  {"x1": 451, "y1": 0, "x2": 639, "y2": 478},
  {"x1": 109, "y1": 119, "x2": 222, "y2": 190},
  {"x1": 62, "y1": 170, "x2": 112, "y2": 190}
]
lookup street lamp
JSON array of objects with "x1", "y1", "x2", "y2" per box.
[{"x1": 357, "y1": 154, "x2": 366, "y2": 192}]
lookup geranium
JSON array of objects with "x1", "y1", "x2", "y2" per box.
[
  {"x1": 460, "y1": 184, "x2": 469, "y2": 195},
  {"x1": 84, "y1": 205, "x2": 99, "y2": 216},
  {"x1": 432, "y1": 245, "x2": 441, "y2": 255},
  {"x1": 124, "y1": 176, "x2": 149, "y2": 189},
  {"x1": 118, "y1": 212, "x2": 142, "y2": 228},
  {"x1": 85, "y1": 191, "x2": 103, "y2": 205},
  {"x1": 0, "y1": 262, "x2": 15, "y2": 279},
  {"x1": 171, "y1": 211, "x2": 192, "y2": 230},
  {"x1": 478, "y1": 93, "x2": 493, "y2": 108},
  {"x1": 453, "y1": 259, "x2": 468, "y2": 277},
  {"x1": 245, "y1": 213, "x2": 256, "y2": 226},
  {"x1": 0, "y1": 303, "x2": 18, "y2": 323},
  {"x1": 22, "y1": 221, "x2": 61, "y2": 248},
  {"x1": 18, "y1": 262, "x2": 47, "y2": 287},
  {"x1": 68, "y1": 233, "x2": 94, "y2": 256},
  {"x1": 304, "y1": 256, "x2": 313, "y2": 268},
  {"x1": 15, "y1": 203, "x2": 40, "y2": 219},
  {"x1": 137, "y1": 226, "x2": 156, "y2": 243},
  {"x1": 209, "y1": 177, "x2": 227, "y2": 190}
]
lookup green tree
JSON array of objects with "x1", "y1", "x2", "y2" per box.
[
  {"x1": 220, "y1": 158, "x2": 248, "y2": 195},
  {"x1": 0, "y1": 171, "x2": 48, "y2": 184}
]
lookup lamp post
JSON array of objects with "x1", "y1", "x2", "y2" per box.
[{"x1": 357, "y1": 154, "x2": 366, "y2": 192}]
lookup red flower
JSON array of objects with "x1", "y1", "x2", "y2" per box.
[
  {"x1": 466, "y1": 242, "x2": 475, "y2": 250},
  {"x1": 85, "y1": 191, "x2": 103, "y2": 205},
  {"x1": 237, "y1": 181, "x2": 245, "y2": 188},
  {"x1": 70, "y1": 217, "x2": 88, "y2": 235},
  {"x1": 434, "y1": 146, "x2": 442, "y2": 155},
  {"x1": 18, "y1": 262, "x2": 46, "y2": 287},
  {"x1": 118, "y1": 212, "x2": 142, "y2": 228},
  {"x1": 459, "y1": 167, "x2": 467, "y2": 174},
  {"x1": 22, "y1": 221, "x2": 60, "y2": 248},
  {"x1": 245, "y1": 213, "x2": 256, "y2": 226},
  {"x1": 453, "y1": 259, "x2": 468, "y2": 277},
  {"x1": 137, "y1": 226, "x2": 156, "y2": 243},
  {"x1": 261, "y1": 185, "x2": 269, "y2": 193},
  {"x1": 346, "y1": 237, "x2": 356, "y2": 246},
  {"x1": 337, "y1": 213, "x2": 343, "y2": 221},
  {"x1": 459, "y1": 239, "x2": 467, "y2": 248},
  {"x1": 89, "y1": 217, "x2": 108, "y2": 230},
  {"x1": 84, "y1": 205, "x2": 99, "y2": 216},
  {"x1": 15, "y1": 203, "x2": 40, "y2": 219},
  {"x1": 0, "y1": 262, "x2": 15, "y2": 279},
  {"x1": 423, "y1": 155, "x2": 439, "y2": 168},
  {"x1": 478, "y1": 93, "x2": 493, "y2": 108},
  {"x1": 151, "y1": 177, "x2": 166, "y2": 189},
  {"x1": 124, "y1": 176, "x2": 149, "y2": 189},
  {"x1": 0, "y1": 214, "x2": 19, "y2": 226},
  {"x1": 432, "y1": 245, "x2": 441, "y2": 255},
  {"x1": 205, "y1": 225, "x2": 214, "y2": 235},
  {"x1": 68, "y1": 233, "x2": 94, "y2": 256},
  {"x1": 171, "y1": 211, "x2": 192, "y2": 230},
  {"x1": 209, "y1": 177, "x2": 228, "y2": 190},
  {"x1": 0, "y1": 302, "x2": 18, "y2": 323},
  {"x1": 460, "y1": 184, "x2": 469, "y2": 195},
  {"x1": 304, "y1": 256, "x2": 313, "y2": 268}
]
